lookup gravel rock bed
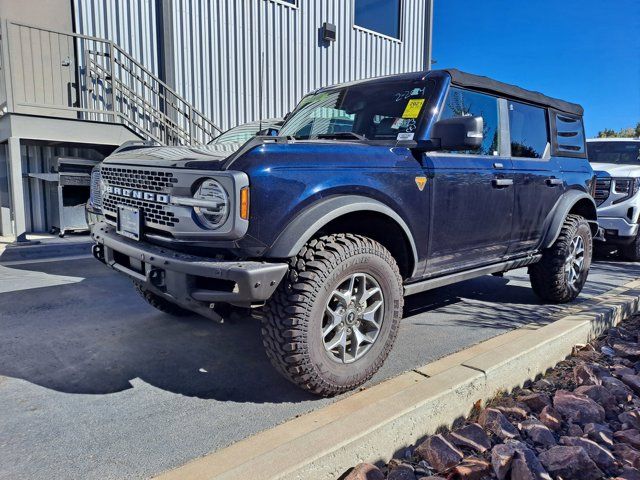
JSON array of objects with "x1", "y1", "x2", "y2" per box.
[{"x1": 344, "y1": 316, "x2": 640, "y2": 480}]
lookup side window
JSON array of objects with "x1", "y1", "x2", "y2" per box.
[
  {"x1": 440, "y1": 87, "x2": 500, "y2": 156},
  {"x1": 552, "y1": 112, "x2": 586, "y2": 157},
  {"x1": 508, "y1": 101, "x2": 549, "y2": 159}
]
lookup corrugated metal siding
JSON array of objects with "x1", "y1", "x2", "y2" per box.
[
  {"x1": 73, "y1": 0, "x2": 427, "y2": 132},
  {"x1": 72, "y1": 0, "x2": 160, "y2": 76},
  {"x1": 171, "y1": 0, "x2": 427, "y2": 131}
]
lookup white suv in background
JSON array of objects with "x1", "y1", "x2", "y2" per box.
[{"x1": 588, "y1": 138, "x2": 640, "y2": 260}]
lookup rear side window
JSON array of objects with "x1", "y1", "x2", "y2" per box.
[
  {"x1": 440, "y1": 87, "x2": 500, "y2": 156},
  {"x1": 508, "y1": 101, "x2": 549, "y2": 158},
  {"x1": 551, "y1": 112, "x2": 586, "y2": 158}
]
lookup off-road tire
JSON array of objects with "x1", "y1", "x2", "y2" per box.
[
  {"x1": 261, "y1": 234, "x2": 404, "y2": 396},
  {"x1": 619, "y1": 234, "x2": 640, "y2": 262},
  {"x1": 134, "y1": 282, "x2": 193, "y2": 317},
  {"x1": 529, "y1": 214, "x2": 592, "y2": 303}
]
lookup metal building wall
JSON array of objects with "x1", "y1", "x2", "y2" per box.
[
  {"x1": 171, "y1": 0, "x2": 428, "y2": 131},
  {"x1": 72, "y1": 0, "x2": 161, "y2": 76},
  {"x1": 72, "y1": 0, "x2": 428, "y2": 133}
]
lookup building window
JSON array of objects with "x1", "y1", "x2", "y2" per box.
[
  {"x1": 354, "y1": 0, "x2": 401, "y2": 39},
  {"x1": 440, "y1": 87, "x2": 500, "y2": 156},
  {"x1": 508, "y1": 101, "x2": 549, "y2": 159}
]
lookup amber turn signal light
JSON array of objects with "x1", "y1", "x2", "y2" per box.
[{"x1": 240, "y1": 186, "x2": 250, "y2": 220}]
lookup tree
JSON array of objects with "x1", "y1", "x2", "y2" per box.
[{"x1": 597, "y1": 123, "x2": 640, "y2": 138}]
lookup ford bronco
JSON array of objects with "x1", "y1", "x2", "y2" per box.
[{"x1": 88, "y1": 69, "x2": 597, "y2": 396}]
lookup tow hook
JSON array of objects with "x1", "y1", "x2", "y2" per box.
[
  {"x1": 92, "y1": 244, "x2": 105, "y2": 263},
  {"x1": 149, "y1": 268, "x2": 166, "y2": 288}
]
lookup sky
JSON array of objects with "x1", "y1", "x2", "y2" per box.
[{"x1": 432, "y1": 0, "x2": 640, "y2": 137}]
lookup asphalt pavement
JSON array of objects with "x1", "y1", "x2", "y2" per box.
[{"x1": 1, "y1": 253, "x2": 639, "y2": 480}]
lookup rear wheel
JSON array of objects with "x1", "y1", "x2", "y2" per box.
[
  {"x1": 261, "y1": 234, "x2": 404, "y2": 396},
  {"x1": 529, "y1": 214, "x2": 592, "y2": 303},
  {"x1": 619, "y1": 233, "x2": 640, "y2": 261},
  {"x1": 134, "y1": 283, "x2": 193, "y2": 317}
]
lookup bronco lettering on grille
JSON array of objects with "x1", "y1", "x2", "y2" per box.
[{"x1": 106, "y1": 186, "x2": 170, "y2": 204}]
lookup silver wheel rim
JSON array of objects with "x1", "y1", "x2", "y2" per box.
[
  {"x1": 322, "y1": 273, "x2": 384, "y2": 364},
  {"x1": 565, "y1": 235, "x2": 585, "y2": 290}
]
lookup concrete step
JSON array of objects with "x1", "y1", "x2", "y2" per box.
[{"x1": 0, "y1": 235, "x2": 92, "y2": 263}]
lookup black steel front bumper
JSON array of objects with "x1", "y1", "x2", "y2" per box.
[{"x1": 91, "y1": 222, "x2": 288, "y2": 307}]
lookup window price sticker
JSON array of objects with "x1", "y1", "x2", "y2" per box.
[{"x1": 402, "y1": 99, "x2": 425, "y2": 119}]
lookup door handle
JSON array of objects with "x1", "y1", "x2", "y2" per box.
[
  {"x1": 492, "y1": 178, "x2": 513, "y2": 188},
  {"x1": 546, "y1": 178, "x2": 563, "y2": 187}
]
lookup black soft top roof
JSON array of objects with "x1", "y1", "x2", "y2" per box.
[{"x1": 444, "y1": 69, "x2": 583, "y2": 116}]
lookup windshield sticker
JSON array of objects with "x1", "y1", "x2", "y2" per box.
[
  {"x1": 391, "y1": 118, "x2": 404, "y2": 129},
  {"x1": 397, "y1": 132, "x2": 414, "y2": 141},
  {"x1": 402, "y1": 99, "x2": 425, "y2": 119}
]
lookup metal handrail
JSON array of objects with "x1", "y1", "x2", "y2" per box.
[{"x1": 0, "y1": 19, "x2": 222, "y2": 145}]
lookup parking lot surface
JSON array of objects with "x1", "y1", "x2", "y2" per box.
[{"x1": 1, "y1": 254, "x2": 639, "y2": 480}]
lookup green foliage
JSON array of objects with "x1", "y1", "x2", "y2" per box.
[{"x1": 597, "y1": 122, "x2": 640, "y2": 138}]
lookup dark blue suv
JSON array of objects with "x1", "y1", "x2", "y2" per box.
[{"x1": 88, "y1": 69, "x2": 597, "y2": 396}]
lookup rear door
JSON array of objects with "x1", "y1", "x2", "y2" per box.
[
  {"x1": 424, "y1": 87, "x2": 515, "y2": 275},
  {"x1": 506, "y1": 100, "x2": 563, "y2": 255}
]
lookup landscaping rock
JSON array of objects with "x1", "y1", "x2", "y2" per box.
[
  {"x1": 386, "y1": 463, "x2": 416, "y2": 480},
  {"x1": 603, "y1": 375, "x2": 634, "y2": 402},
  {"x1": 450, "y1": 458, "x2": 491, "y2": 480},
  {"x1": 517, "y1": 393, "x2": 551, "y2": 413},
  {"x1": 519, "y1": 419, "x2": 556, "y2": 448},
  {"x1": 414, "y1": 434, "x2": 463, "y2": 473},
  {"x1": 539, "y1": 406, "x2": 562, "y2": 431},
  {"x1": 344, "y1": 463, "x2": 385, "y2": 480},
  {"x1": 623, "y1": 374, "x2": 640, "y2": 394},
  {"x1": 613, "y1": 365, "x2": 637, "y2": 378},
  {"x1": 615, "y1": 429, "x2": 640, "y2": 449},
  {"x1": 584, "y1": 422, "x2": 614, "y2": 446},
  {"x1": 553, "y1": 390, "x2": 605, "y2": 425},
  {"x1": 621, "y1": 410, "x2": 640, "y2": 430},
  {"x1": 560, "y1": 436, "x2": 616, "y2": 472},
  {"x1": 618, "y1": 466, "x2": 640, "y2": 480},
  {"x1": 614, "y1": 443, "x2": 640, "y2": 468},
  {"x1": 613, "y1": 341, "x2": 640, "y2": 359},
  {"x1": 478, "y1": 408, "x2": 520, "y2": 440},
  {"x1": 573, "y1": 363, "x2": 609, "y2": 386},
  {"x1": 446, "y1": 423, "x2": 491, "y2": 453},
  {"x1": 574, "y1": 384, "x2": 617, "y2": 409},
  {"x1": 490, "y1": 440, "x2": 531, "y2": 480},
  {"x1": 567, "y1": 423, "x2": 583, "y2": 436},
  {"x1": 538, "y1": 445, "x2": 604, "y2": 480},
  {"x1": 510, "y1": 448, "x2": 551, "y2": 480}
]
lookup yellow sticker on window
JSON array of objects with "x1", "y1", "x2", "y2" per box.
[{"x1": 402, "y1": 99, "x2": 425, "y2": 119}]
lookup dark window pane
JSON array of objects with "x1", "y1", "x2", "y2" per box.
[
  {"x1": 508, "y1": 101, "x2": 548, "y2": 158},
  {"x1": 439, "y1": 87, "x2": 500, "y2": 156},
  {"x1": 555, "y1": 113, "x2": 585, "y2": 156},
  {"x1": 588, "y1": 141, "x2": 640, "y2": 165},
  {"x1": 354, "y1": 0, "x2": 401, "y2": 39}
]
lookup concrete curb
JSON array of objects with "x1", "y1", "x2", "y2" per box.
[{"x1": 155, "y1": 278, "x2": 640, "y2": 480}]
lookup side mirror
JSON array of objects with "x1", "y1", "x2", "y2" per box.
[
  {"x1": 430, "y1": 116, "x2": 484, "y2": 151},
  {"x1": 257, "y1": 127, "x2": 280, "y2": 136}
]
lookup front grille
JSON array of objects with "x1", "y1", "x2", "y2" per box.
[
  {"x1": 102, "y1": 166, "x2": 178, "y2": 191},
  {"x1": 102, "y1": 166, "x2": 180, "y2": 228},
  {"x1": 90, "y1": 169, "x2": 102, "y2": 208},
  {"x1": 594, "y1": 178, "x2": 611, "y2": 206}
]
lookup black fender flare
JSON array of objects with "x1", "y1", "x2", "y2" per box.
[
  {"x1": 541, "y1": 190, "x2": 598, "y2": 249},
  {"x1": 266, "y1": 195, "x2": 419, "y2": 272}
]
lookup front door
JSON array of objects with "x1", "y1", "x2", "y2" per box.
[{"x1": 424, "y1": 87, "x2": 514, "y2": 275}]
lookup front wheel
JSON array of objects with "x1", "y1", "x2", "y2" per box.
[
  {"x1": 529, "y1": 214, "x2": 592, "y2": 303},
  {"x1": 261, "y1": 234, "x2": 404, "y2": 396}
]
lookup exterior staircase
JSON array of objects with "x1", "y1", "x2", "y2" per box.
[{"x1": 0, "y1": 19, "x2": 222, "y2": 145}]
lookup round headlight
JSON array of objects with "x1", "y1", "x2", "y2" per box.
[{"x1": 193, "y1": 179, "x2": 229, "y2": 228}]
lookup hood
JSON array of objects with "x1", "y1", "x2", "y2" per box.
[
  {"x1": 103, "y1": 142, "x2": 243, "y2": 170},
  {"x1": 591, "y1": 162, "x2": 640, "y2": 178}
]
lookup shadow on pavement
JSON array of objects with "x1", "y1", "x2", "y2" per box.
[{"x1": 1, "y1": 258, "x2": 639, "y2": 403}]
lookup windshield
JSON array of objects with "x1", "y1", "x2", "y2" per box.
[
  {"x1": 587, "y1": 141, "x2": 640, "y2": 165},
  {"x1": 279, "y1": 78, "x2": 432, "y2": 141}
]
